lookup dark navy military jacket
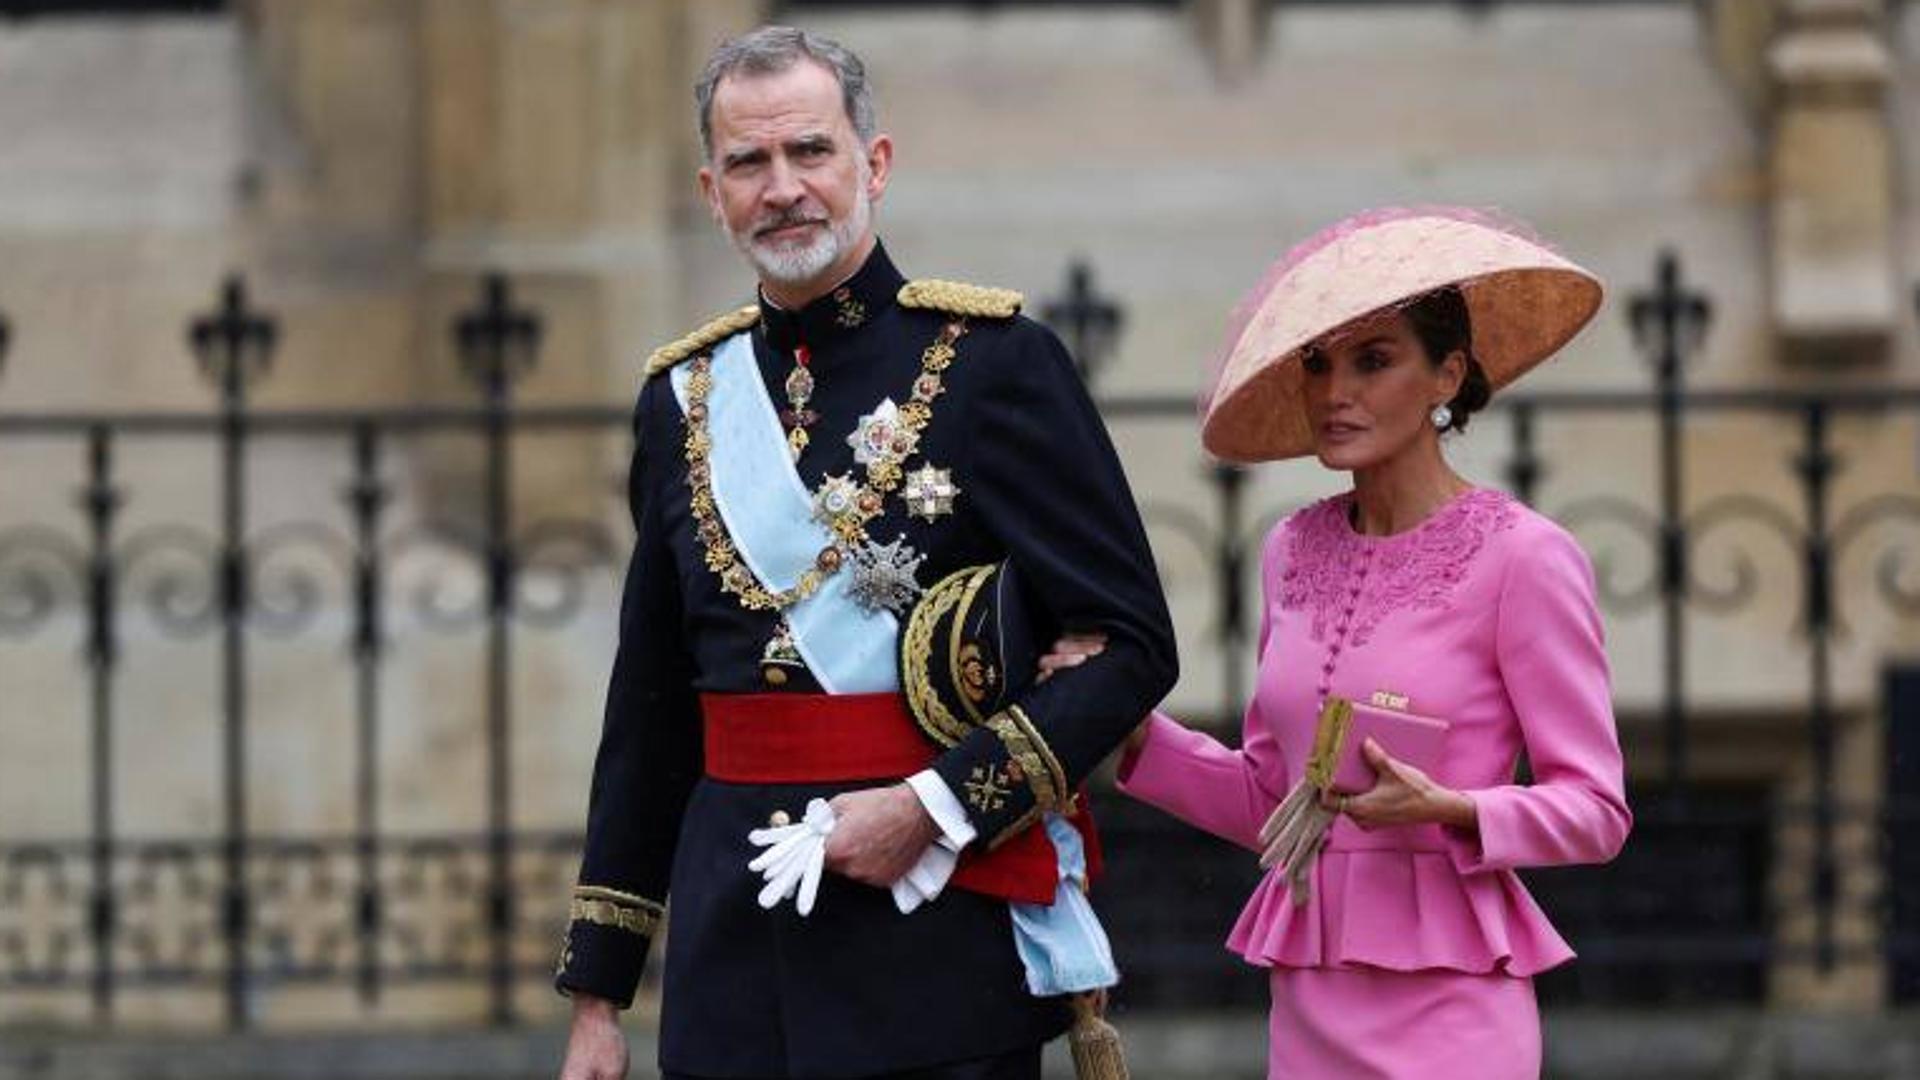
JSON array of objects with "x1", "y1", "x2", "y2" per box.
[{"x1": 557, "y1": 243, "x2": 1177, "y2": 1078}]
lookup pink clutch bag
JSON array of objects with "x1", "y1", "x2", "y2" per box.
[{"x1": 1305, "y1": 694, "x2": 1450, "y2": 795}]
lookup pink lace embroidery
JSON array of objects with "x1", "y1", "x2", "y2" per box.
[{"x1": 1278, "y1": 488, "x2": 1518, "y2": 647}]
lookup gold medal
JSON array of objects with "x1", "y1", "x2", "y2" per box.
[
  {"x1": 781, "y1": 348, "x2": 818, "y2": 462},
  {"x1": 681, "y1": 320, "x2": 970, "y2": 617}
]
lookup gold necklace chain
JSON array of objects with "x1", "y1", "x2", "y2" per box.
[
  {"x1": 682, "y1": 318, "x2": 969, "y2": 613},
  {"x1": 782, "y1": 345, "x2": 817, "y2": 461}
]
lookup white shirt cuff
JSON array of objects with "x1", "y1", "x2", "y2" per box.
[{"x1": 906, "y1": 769, "x2": 978, "y2": 851}]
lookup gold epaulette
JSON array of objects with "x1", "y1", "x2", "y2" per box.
[
  {"x1": 897, "y1": 280, "x2": 1023, "y2": 319},
  {"x1": 643, "y1": 304, "x2": 761, "y2": 378}
]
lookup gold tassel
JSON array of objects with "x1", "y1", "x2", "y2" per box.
[{"x1": 1068, "y1": 992, "x2": 1129, "y2": 1080}]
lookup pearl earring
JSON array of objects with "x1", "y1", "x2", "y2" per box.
[{"x1": 1430, "y1": 404, "x2": 1453, "y2": 430}]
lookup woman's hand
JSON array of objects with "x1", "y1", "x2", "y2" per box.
[
  {"x1": 1323, "y1": 737, "x2": 1476, "y2": 831},
  {"x1": 1036, "y1": 632, "x2": 1107, "y2": 682},
  {"x1": 1037, "y1": 632, "x2": 1150, "y2": 757}
]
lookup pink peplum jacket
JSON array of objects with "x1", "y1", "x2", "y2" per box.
[{"x1": 1118, "y1": 488, "x2": 1631, "y2": 976}]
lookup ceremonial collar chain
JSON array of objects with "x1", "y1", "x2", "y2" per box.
[{"x1": 682, "y1": 318, "x2": 969, "y2": 615}]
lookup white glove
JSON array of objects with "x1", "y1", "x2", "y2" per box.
[
  {"x1": 747, "y1": 798, "x2": 835, "y2": 916},
  {"x1": 888, "y1": 841, "x2": 960, "y2": 915}
]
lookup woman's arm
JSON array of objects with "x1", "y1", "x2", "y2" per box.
[
  {"x1": 1115, "y1": 705, "x2": 1288, "y2": 852},
  {"x1": 1449, "y1": 524, "x2": 1632, "y2": 873},
  {"x1": 1111, "y1": 524, "x2": 1293, "y2": 852}
]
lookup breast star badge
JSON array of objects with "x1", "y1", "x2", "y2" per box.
[
  {"x1": 902, "y1": 464, "x2": 961, "y2": 522},
  {"x1": 848, "y1": 398, "x2": 919, "y2": 467},
  {"x1": 811, "y1": 473, "x2": 862, "y2": 530},
  {"x1": 846, "y1": 535, "x2": 925, "y2": 615}
]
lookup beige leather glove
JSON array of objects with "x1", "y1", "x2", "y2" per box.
[{"x1": 1257, "y1": 780, "x2": 1336, "y2": 906}]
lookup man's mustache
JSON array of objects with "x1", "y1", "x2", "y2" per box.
[{"x1": 752, "y1": 210, "x2": 829, "y2": 239}]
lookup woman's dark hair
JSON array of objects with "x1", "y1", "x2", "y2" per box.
[{"x1": 1402, "y1": 285, "x2": 1491, "y2": 434}]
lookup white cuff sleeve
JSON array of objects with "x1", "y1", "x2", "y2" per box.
[{"x1": 906, "y1": 769, "x2": 978, "y2": 851}]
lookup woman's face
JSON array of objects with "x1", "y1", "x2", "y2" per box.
[{"x1": 1299, "y1": 307, "x2": 1464, "y2": 473}]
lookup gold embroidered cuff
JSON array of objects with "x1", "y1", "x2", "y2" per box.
[
  {"x1": 569, "y1": 886, "x2": 665, "y2": 938},
  {"x1": 986, "y1": 706, "x2": 1068, "y2": 815}
]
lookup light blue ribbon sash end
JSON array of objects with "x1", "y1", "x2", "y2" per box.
[{"x1": 1009, "y1": 814, "x2": 1120, "y2": 996}]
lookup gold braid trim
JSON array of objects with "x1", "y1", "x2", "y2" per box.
[
  {"x1": 949, "y1": 566, "x2": 996, "y2": 726},
  {"x1": 1006, "y1": 705, "x2": 1068, "y2": 809},
  {"x1": 568, "y1": 886, "x2": 665, "y2": 938},
  {"x1": 981, "y1": 707, "x2": 1072, "y2": 849},
  {"x1": 573, "y1": 885, "x2": 665, "y2": 911},
  {"x1": 643, "y1": 304, "x2": 761, "y2": 378},
  {"x1": 570, "y1": 898, "x2": 661, "y2": 937},
  {"x1": 564, "y1": 883, "x2": 664, "y2": 933},
  {"x1": 897, "y1": 280, "x2": 1023, "y2": 319},
  {"x1": 986, "y1": 708, "x2": 1066, "y2": 815},
  {"x1": 901, "y1": 565, "x2": 992, "y2": 749}
]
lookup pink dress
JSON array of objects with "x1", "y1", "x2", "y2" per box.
[{"x1": 1118, "y1": 488, "x2": 1631, "y2": 1079}]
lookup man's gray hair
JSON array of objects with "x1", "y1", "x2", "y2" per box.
[{"x1": 695, "y1": 25, "x2": 878, "y2": 158}]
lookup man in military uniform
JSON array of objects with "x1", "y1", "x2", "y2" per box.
[{"x1": 557, "y1": 25, "x2": 1176, "y2": 1080}]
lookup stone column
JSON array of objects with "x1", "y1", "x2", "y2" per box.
[
  {"x1": 1765, "y1": 0, "x2": 1897, "y2": 365},
  {"x1": 234, "y1": 0, "x2": 425, "y2": 408},
  {"x1": 241, "y1": 0, "x2": 770, "y2": 528},
  {"x1": 1189, "y1": 0, "x2": 1266, "y2": 85},
  {"x1": 1702, "y1": 0, "x2": 1782, "y2": 119}
]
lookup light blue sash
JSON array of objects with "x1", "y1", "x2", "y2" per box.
[
  {"x1": 1010, "y1": 815, "x2": 1120, "y2": 995},
  {"x1": 671, "y1": 331, "x2": 1116, "y2": 994},
  {"x1": 669, "y1": 332, "x2": 898, "y2": 694}
]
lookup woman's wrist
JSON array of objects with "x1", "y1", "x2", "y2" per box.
[{"x1": 1434, "y1": 789, "x2": 1477, "y2": 831}]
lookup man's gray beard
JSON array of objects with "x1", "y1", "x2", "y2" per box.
[{"x1": 734, "y1": 192, "x2": 871, "y2": 289}]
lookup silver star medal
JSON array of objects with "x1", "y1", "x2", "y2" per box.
[
  {"x1": 847, "y1": 535, "x2": 926, "y2": 615},
  {"x1": 811, "y1": 473, "x2": 862, "y2": 528},
  {"x1": 848, "y1": 398, "x2": 918, "y2": 466},
  {"x1": 902, "y1": 464, "x2": 960, "y2": 522}
]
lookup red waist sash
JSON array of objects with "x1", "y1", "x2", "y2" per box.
[{"x1": 701, "y1": 692, "x2": 1102, "y2": 906}]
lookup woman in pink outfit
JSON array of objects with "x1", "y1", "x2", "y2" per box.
[{"x1": 1058, "y1": 209, "x2": 1631, "y2": 1078}]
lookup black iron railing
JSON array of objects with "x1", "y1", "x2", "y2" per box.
[{"x1": 1, "y1": 255, "x2": 1917, "y2": 1026}]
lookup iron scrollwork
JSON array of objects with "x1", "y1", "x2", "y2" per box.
[
  {"x1": 1547, "y1": 495, "x2": 1666, "y2": 613},
  {"x1": 0, "y1": 526, "x2": 86, "y2": 637},
  {"x1": 1832, "y1": 493, "x2": 1920, "y2": 619}
]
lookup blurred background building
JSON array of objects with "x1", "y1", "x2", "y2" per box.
[{"x1": 0, "y1": 0, "x2": 1917, "y2": 1076}]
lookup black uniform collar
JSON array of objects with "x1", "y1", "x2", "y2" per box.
[{"x1": 758, "y1": 241, "x2": 905, "y2": 355}]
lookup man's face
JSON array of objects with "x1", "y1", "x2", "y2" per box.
[{"x1": 699, "y1": 61, "x2": 892, "y2": 299}]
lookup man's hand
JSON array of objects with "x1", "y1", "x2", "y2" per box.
[
  {"x1": 824, "y1": 784, "x2": 941, "y2": 888},
  {"x1": 559, "y1": 994, "x2": 628, "y2": 1080}
]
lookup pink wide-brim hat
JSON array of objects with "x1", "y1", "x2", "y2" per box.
[{"x1": 1201, "y1": 207, "x2": 1604, "y2": 463}]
